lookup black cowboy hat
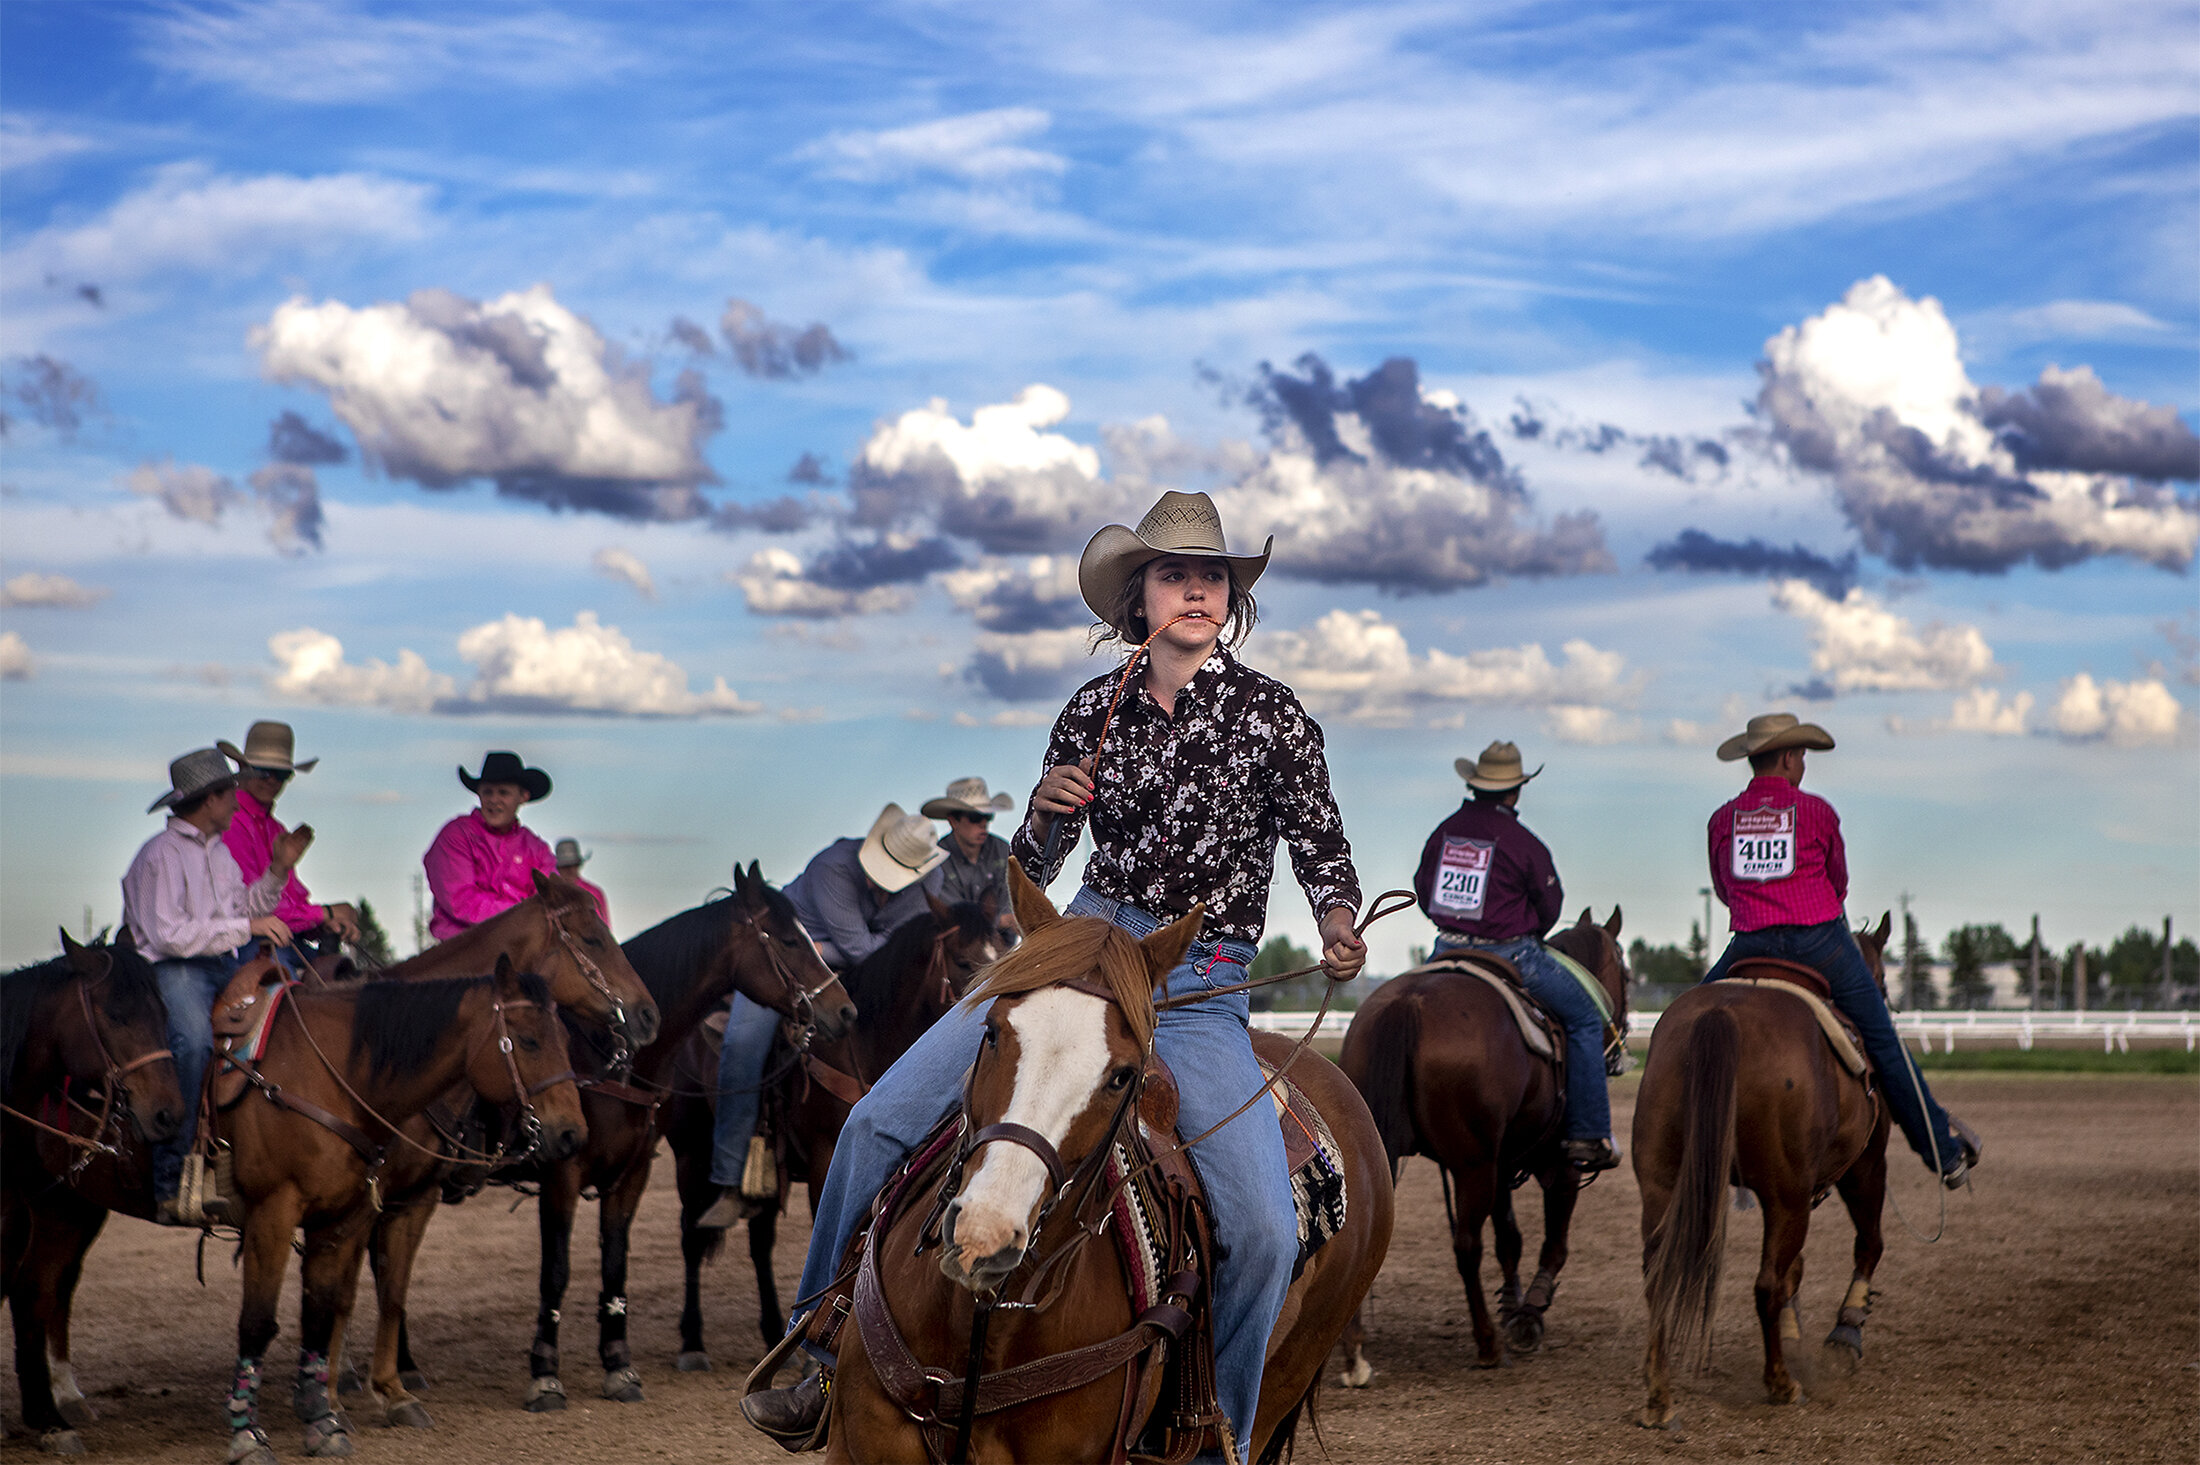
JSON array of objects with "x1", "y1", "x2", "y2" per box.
[{"x1": 459, "y1": 751, "x2": 551, "y2": 802}]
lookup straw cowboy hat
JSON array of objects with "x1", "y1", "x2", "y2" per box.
[
  {"x1": 553, "y1": 838, "x2": 589, "y2": 869},
  {"x1": 1455, "y1": 740, "x2": 1541, "y2": 792},
  {"x1": 217, "y1": 720, "x2": 318, "y2": 775},
  {"x1": 858, "y1": 803, "x2": 949, "y2": 893},
  {"x1": 1077, "y1": 490, "x2": 1272, "y2": 625},
  {"x1": 459, "y1": 751, "x2": 552, "y2": 802},
  {"x1": 921, "y1": 777, "x2": 1016, "y2": 820},
  {"x1": 1717, "y1": 712, "x2": 1836, "y2": 763},
  {"x1": 148, "y1": 747, "x2": 242, "y2": 814}
]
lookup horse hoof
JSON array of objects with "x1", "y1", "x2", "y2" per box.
[
  {"x1": 386, "y1": 1400, "x2": 434, "y2": 1430},
  {"x1": 1637, "y1": 1405, "x2": 1675, "y2": 1430},
  {"x1": 1338, "y1": 1357, "x2": 1374, "y2": 1389},
  {"x1": 601, "y1": 1366, "x2": 644, "y2": 1403},
  {"x1": 228, "y1": 1428, "x2": 278, "y2": 1465},
  {"x1": 302, "y1": 1414, "x2": 354, "y2": 1457},
  {"x1": 1767, "y1": 1380, "x2": 1805, "y2": 1406},
  {"x1": 399, "y1": 1369, "x2": 431, "y2": 1393},
  {"x1": 55, "y1": 1396, "x2": 95, "y2": 1429},
  {"x1": 1474, "y1": 1352, "x2": 1506, "y2": 1370},
  {"x1": 1825, "y1": 1324, "x2": 1864, "y2": 1362},
  {"x1": 675, "y1": 1351, "x2": 713, "y2": 1373},
  {"x1": 36, "y1": 1429, "x2": 85, "y2": 1456},
  {"x1": 1505, "y1": 1314, "x2": 1546, "y2": 1354},
  {"x1": 522, "y1": 1377, "x2": 567, "y2": 1413}
]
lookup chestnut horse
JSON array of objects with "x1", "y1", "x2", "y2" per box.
[
  {"x1": 219, "y1": 954, "x2": 587, "y2": 1465},
  {"x1": 1632, "y1": 914, "x2": 1893, "y2": 1428},
  {"x1": 666, "y1": 893, "x2": 1000, "y2": 1367},
  {"x1": 1, "y1": 932, "x2": 187, "y2": 1454},
  {"x1": 1338, "y1": 908, "x2": 1630, "y2": 1377},
  {"x1": 828, "y1": 867, "x2": 1392, "y2": 1464}
]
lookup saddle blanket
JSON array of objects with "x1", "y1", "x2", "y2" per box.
[
  {"x1": 1712, "y1": 970, "x2": 1868, "y2": 1078},
  {"x1": 210, "y1": 966, "x2": 295, "y2": 1104}
]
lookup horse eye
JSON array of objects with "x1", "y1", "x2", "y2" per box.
[
  {"x1": 983, "y1": 1026, "x2": 999, "y2": 1049},
  {"x1": 1108, "y1": 1066, "x2": 1136, "y2": 1090},
  {"x1": 520, "y1": 1037, "x2": 541, "y2": 1052}
]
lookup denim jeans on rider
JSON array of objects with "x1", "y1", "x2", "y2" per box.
[
  {"x1": 1433, "y1": 932, "x2": 1611, "y2": 1142},
  {"x1": 150, "y1": 943, "x2": 287, "y2": 1200},
  {"x1": 709, "y1": 992, "x2": 783, "y2": 1188},
  {"x1": 1704, "y1": 919, "x2": 1960, "y2": 1174},
  {"x1": 789, "y1": 887, "x2": 1290, "y2": 1465}
]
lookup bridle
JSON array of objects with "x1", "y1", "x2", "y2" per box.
[
  {"x1": 1, "y1": 974, "x2": 176, "y2": 1177},
  {"x1": 736, "y1": 903, "x2": 845, "y2": 1033},
  {"x1": 544, "y1": 902, "x2": 634, "y2": 1069}
]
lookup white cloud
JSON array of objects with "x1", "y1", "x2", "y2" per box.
[
  {"x1": 1759, "y1": 277, "x2": 2199, "y2": 573},
  {"x1": 0, "y1": 631, "x2": 33, "y2": 680},
  {"x1": 266, "y1": 627, "x2": 454, "y2": 713},
  {"x1": 801, "y1": 108, "x2": 1066, "y2": 182},
  {"x1": 1772, "y1": 579, "x2": 1999, "y2": 695},
  {"x1": 731, "y1": 548, "x2": 914, "y2": 619},
  {"x1": 965, "y1": 626, "x2": 1096, "y2": 701},
  {"x1": 125, "y1": 459, "x2": 242, "y2": 525},
  {"x1": 937, "y1": 554, "x2": 1086, "y2": 633},
  {"x1": 2052, "y1": 673, "x2": 2183, "y2": 747},
  {"x1": 19, "y1": 163, "x2": 430, "y2": 284},
  {"x1": 1, "y1": 572, "x2": 107, "y2": 608},
  {"x1": 0, "y1": 116, "x2": 97, "y2": 173},
  {"x1": 265, "y1": 615, "x2": 758, "y2": 718},
  {"x1": 1255, "y1": 609, "x2": 1639, "y2": 726},
  {"x1": 254, "y1": 284, "x2": 718, "y2": 520},
  {"x1": 591, "y1": 546, "x2": 656, "y2": 600},
  {"x1": 1891, "y1": 687, "x2": 2035, "y2": 737},
  {"x1": 1976, "y1": 299, "x2": 2175, "y2": 345}
]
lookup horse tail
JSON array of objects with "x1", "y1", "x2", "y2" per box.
[
  {"x1": 1642, "y1": 1005, "x2": 1738, "y2": 1371},
  {"x1": 1255, "y1": 1368, "x2": 1321, "y2": 1465},
  {"x1": 1354, "y1": 995, "x2": 1422, "y2": 1169}
]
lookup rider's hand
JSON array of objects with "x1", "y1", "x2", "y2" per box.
[
  {"x1": 324, "y1": 902, "x2": 362, "y2": 943},
  {"x1": 1027, "y1": 759, "x2": 1096, "y2": 842},
  {"x1": 271, "y1": 824, "x2": 314, "y2": 872},
  {"x1": 1319, "y1": 906, "x2": 1366, "y2": 980},
  {"x1": 249, "y1": 915, "x2": 296, "y2": 947}
]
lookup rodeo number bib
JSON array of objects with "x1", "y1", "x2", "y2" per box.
[
  {"x1": 1433, "y1": 837, "x2": 1494, "y2": 919},
  {"x1": 1731, "y1": 806, "x2": 1796, "y2": 882}
]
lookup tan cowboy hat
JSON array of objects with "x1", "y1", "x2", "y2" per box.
[
  {"x1": 148, "y1": 747, "x2": 242, "y2": 813},
  {"x1": 921, "y1": 777, "x2": 1016, "y2": 820},
  {"x1": 858, "y1": 804, "x2": 949, "y2": 892},
  {"x1": 1717, "y1": 711, "x2": 1836, "y2": 763},
  {"x1": 217, "y1": 720, "x2": 318, "y2": 774},
  {"x1": 1077, "y1": 490, "x2": 1272, "y2": 626},
  {"x1": 553, "y1": 838, "x2": 588, "y2": 869},
  {"x1": 1455, "y1": 740, "x2": 1541, "y2": 792}
]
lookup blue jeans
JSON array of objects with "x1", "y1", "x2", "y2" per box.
[
  {"x1": 149, "y1": 944, "x2": 306, "y2": 1199},
  {"x1": 1706, "y1": 920, "x2": 1960, "y2": 1174},
  {"x1": 1435, "y1": 932, "x2": 1611, "y2": 1142},
  {"x1": 709, "y1": 994, "x2": 782, "y2": 1188},
  {"x1": 791, "y1": 888, "x2": 1290, "y2": 1465}
]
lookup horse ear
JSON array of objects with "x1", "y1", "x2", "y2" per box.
[
  {"x1": 1577, "y1": 906, "x2": 1592, "y2": 926},
  {"x1": 1140, "y1": 905, "x2": 1204, "y2": 988},
  {"x1": 1605, "y1": 905, "x2": 1623, "y2": 938},
  {"x1": 1871, "y1": 911, "x2": 1892, "y2": 947},
  {"x1": 492, "y1": 951, "x2": 519, "y2": 991},
  {"x1": 980, "y1": 887, "x2": 1000, "y2": 922},
  {"x1": 730, "y1": 862, "x2": 751, "y2": 899},
  {"x1": 59, "y1": 927, "x2": 84, "y2": 958},
  {"x1": 530, "y1": 868, "x2": 555, "y2": 898},
  {"x1": 746, "y1": 859, "x2": 763, "y2": 887},
  {"x1": 927, "y1": 891, "x2": 953, "y2": 925},
  {"x1": 1006, "y1": 859, "x2": 1058, "y2": 935}
]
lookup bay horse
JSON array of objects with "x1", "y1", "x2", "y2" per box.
[
  {"x1": 1633, "y1": 913, "x2": 1893, "y2": 1428},
  {"x1": 1, "y1": 932, "x2": 186, "y2": 1454},
  {"x1": 665, "y1": 893, "x2": 1001, "y2": 1369},
  {"x1": 827, "y1": 866, "x2": 1392, "y2": 1464},
  {"x1": 219, "y1": 953, "x2": 587, "y2": 1465},
  {"x1": 1338, "y1": 908, "x2": 1630, "y2": 1378}
]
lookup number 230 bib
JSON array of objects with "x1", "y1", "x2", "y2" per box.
[
  {"x1": 1433, "y1": 836, "x2": 1495, "y2": 918},
  {"x1": 1730, "y1": 805, "x2": 1796, "y2": 882}
]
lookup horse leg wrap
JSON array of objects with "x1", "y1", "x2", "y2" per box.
[
  {"x1": 1779, "y1": 1302, "x2": 1801, "y2": 1342},
  {"x1": 1523, "y1": 1269, "x2": 1559, "y2": 1314},
  {"x1": 1843, "y1": 1277, "x2": 1872, "y2": 1314},
  {"x1": 226, "y1": 1357, "x2": 262, "y2": 1435},
  {"x1": 293, "y1": 1351, "x2": 334, "y2": 1421}
]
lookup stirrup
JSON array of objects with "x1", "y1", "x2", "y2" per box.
[{"x1": 742, "y1": 1327, "x2": 830, "y2": 1453}]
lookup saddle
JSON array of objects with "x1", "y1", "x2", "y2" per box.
[
  {"x1": 1406, "y1": 953, "x2": 1562, "y2": 1061},
  {"x1": 209, "y1": 963, "x2": 296, "y2": 1108},
  {"x1": 1713, "y1": 959, "x2": 1869, "y2": 1079}
]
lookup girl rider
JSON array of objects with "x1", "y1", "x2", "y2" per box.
[{"x1": 742, "y1": 490, "x2": 1367, "y2": 1465}]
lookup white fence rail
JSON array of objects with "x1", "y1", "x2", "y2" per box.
[{"x1": 1249, "y1": 1008, "x2": 2199, "y2": 1052}]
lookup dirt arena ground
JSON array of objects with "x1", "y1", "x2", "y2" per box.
[{"x1": 7, "y1": 1072, "x2": 2195, "y2": 1464}]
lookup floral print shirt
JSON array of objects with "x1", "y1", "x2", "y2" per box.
[{"x1": 1010, "y1": 647, "x2": 1360, "y2": 944}]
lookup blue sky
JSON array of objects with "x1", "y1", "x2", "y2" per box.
[{"x1": 2, "y1": 0, "x2": 2194, "y2": 973}]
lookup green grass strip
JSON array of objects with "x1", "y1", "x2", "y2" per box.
[{"x1": 1910, "y1": 1047, "x2": 2199, "y2": 1075}]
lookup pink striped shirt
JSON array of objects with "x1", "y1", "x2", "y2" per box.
[
  {"x1": 222, "y1": 790, "x2": 325, "y2": 932},
  {"x1": 1707, "y1": 776, "x2": 1848, "y2": 932},
  {"x1": 423, "y1": 810, "x2": 556, "y2": 942}
]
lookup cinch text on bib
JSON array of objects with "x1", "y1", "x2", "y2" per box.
[
  {"x1": 1731, "y1": 805, "x2": 1796, "y2": 882},
  {"x1": 1433, "y1": 836, "x2": 1495, "y2": 918}
]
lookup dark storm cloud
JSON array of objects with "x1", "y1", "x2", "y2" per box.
[
  {"x1": 788, "y1": 452, "x2": 832, "y2": 484},
  {"x1": 1, "y1": 355, "x2": 100, "y2": 438},
  {"x1": 1976, "y1": 366, "x2": 2200, "y2": 482},
  {"x1": 711, "y1": 495, "x2": 820, "y2": 533},
  {"x1": 267, "y1": 410, "x2": 348, "y2": 465},
  {"x1": 806, "y1": 536, "x2": 959, "y2": 590},
  {"x1": 669, "y1": 315, "x2": 715, "y2": 356},
  {"x1": 1646, "y1": 529, "x2": 1858, "y2": 597},
  {"x1": 248, "y1": 463, "x2": 326, "y2": 554},
  {"x1": 720, "y1": 299, "x2": 852, "y2": 379}
]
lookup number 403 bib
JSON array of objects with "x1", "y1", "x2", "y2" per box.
[{"x1": 1731, "y1": 805, "x2": 1796, "y2": 882}]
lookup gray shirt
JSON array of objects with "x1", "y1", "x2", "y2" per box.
[
  {"x1": 936, "y1": 832, "x2": 1011, "y2": 917},
  {"x1": 785, "y1": 837, "x2": 944, "y2": 969}
]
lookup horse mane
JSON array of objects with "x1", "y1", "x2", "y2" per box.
[
  {"x1": 620, "y1": 886, "x2": 775, "y2": 1013},
  {"x1": 841, "y1": 900, "x2": 993, "y2": 1025},
  {"x1": 1548, "y1": 922, "x2": 1622, "y2": 1011},
  {"x1": 379, "y1": 883, "x2": 590, "y2": 979},
  {"x1": 964, "y1": 916, "x2": 1157, "y2": 1053},
  {"x1": 349, "y1": 970, "x2": 550, "y2": 1079}
]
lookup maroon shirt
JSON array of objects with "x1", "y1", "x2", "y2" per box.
[
  {"x1": 1706, "y1": 775, "x2": 1848, "y2": 932},
  {"x1": 1413, "y1": 801, "x2": 1562, "y2": 942}
]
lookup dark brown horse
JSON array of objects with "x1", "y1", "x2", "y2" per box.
[
  {"x1": 1, "y1": 932, "x2": 187, "y2": 1453},
  {"x1": 1632, "y1": 914, "x2": 1893, "y2": 1428},
  {"x1": 666, "y1": 893, "x2": 1000, "y2": 1368},
  {"x1": 220, "y1": 954, "x2": 587, "y2": 1465},
  {"x1": 1338, "y1": 908, "x2": 1630, "y2": 1379},
  {"x1": 827, "y1": 866, "x2": 1392, "y2": 1464}
]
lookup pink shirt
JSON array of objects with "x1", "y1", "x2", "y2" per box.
[
  {"x1": 424, "y1": 810, "x2": 556, "y2": 942},
  {"x1": 122, "y1": 818, "x2": 284, "y2": 960},
  {"x1": 222, "y1": 789, "x2": 325, "y2": 932},
  {"x1": 563, "y1": 872, "x2": 610, "y2": 926},
  {"x1": 1707, "y1": 776, "x2": 1848, "y2": 932}
]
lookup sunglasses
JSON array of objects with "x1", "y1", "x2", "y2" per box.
[
  {"x1": 248, "y1": 766, "x2": 294, "y2": 784},
  {"x1": 949, "y1": 812, "x2": 994, "y2": 824}
]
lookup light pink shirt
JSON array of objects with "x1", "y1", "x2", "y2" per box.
[
  {"x1": 122, "y1": 817, "x2": 285, "y2": 960},
  {"x1": 222, "y1": 789, "x2": 324, "y2": 932},
  {"x1": 424, "y1": 810, "x2": 556, "y2": 942}
]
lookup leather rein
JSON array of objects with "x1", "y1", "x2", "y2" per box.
[{"x1": 2, "y1": 977, "x2": 175, "y2": 1176}]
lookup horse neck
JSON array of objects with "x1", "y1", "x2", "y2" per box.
[
  {"x1": 862, "y1": 939, "x2": 953, "y2": 1075},
  {"x1": 633, "y1": 924, "x2": 762, "y2": 1080},
  {"x1": 5, "y1": 980, "x2": 79, "y2": 1100},
  {"x1": 296, "y1": 988, "x2": 487, "y2": 1126}
]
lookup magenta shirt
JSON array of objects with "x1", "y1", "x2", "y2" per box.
[
  {"x1": 424, "y1": 810, "x2": 556, "y2": 942},
  {"x1": 565, "y1": 872, "x2": 610, "y2": 926},
  {"x1": 222, "y1": 789, "x2": 325, "y2": 932},
  {"x1": 1706, "y1": 775, "x2": 1848, "y2": 933}
]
